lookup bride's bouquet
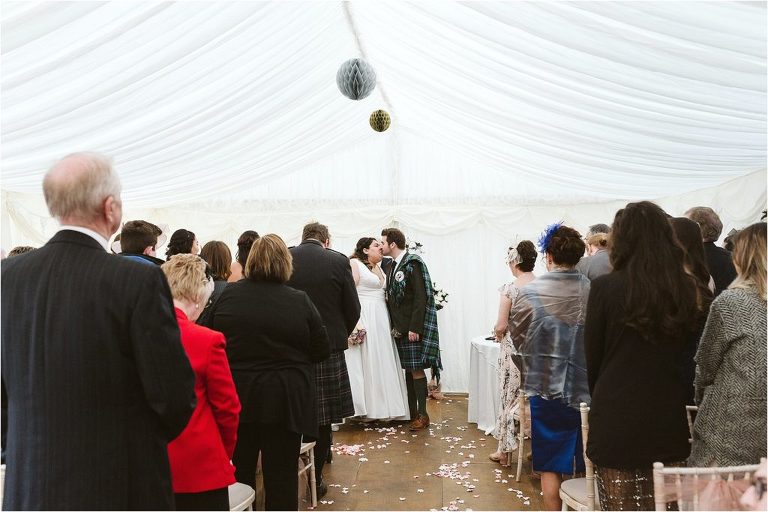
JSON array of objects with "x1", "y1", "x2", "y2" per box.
[{"x1": 348, "y1": 327, "x2": 367, "y2": 346}]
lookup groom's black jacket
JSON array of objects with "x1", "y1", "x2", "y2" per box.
[{"x1": 385, "y1": 256, "x2": 428, "y2": 337}]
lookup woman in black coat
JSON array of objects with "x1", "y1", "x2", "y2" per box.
[
  {"x1": 209, "y1": 234, "x2": 330, "y2": 511},
  {"x1": 585, "y1": 202, "x2": 708, "y2": 511}
]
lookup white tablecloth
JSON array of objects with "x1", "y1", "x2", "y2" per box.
[{"x1": 467, "y1": 335, "x2": 500, "y2": 434}]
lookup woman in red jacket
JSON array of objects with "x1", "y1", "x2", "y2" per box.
[{"x1": 162, "y1": 254, "x2": 241, "y2": 510}]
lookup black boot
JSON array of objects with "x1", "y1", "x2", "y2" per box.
[{"x1": 316, "y1": 476, "x2": 328, "y2": 499}]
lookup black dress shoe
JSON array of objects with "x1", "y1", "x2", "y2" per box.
[{"x1": 316, "y1": 478, "x2": 328, "y2": 499}]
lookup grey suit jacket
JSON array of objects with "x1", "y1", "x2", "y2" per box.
[
  {"x1": 1, "y1": 230, "x2": 195, "y2": 510},
  {"x1": 576, "y1": 249, "x2": 612, "y2": 280}
]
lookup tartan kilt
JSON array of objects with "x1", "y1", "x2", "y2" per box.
[
  {"x1": 395, "y1": 337, "x2": 429, "y2": 370},
  {"x1": 315, "y1": 351, "x2": 355, "y2": 426}
]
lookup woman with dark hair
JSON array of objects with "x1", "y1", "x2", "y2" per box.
[
  {"x1": 669, "y1": 217, "x2": 715, "y2": 405},
  {"x1": 585, "y1": 201, "x2": 703, "y2": 510},
  {"x1": 509, "y1": 225, "x2": 590, "y2": 510},
  {"x1": 208, "y1": 234, "x2": 330, "y2": 510},
  {"x1": 228, "y1": 230, "x2": 259, "y2": 283},
  {"x1": 197, "y1": 241, "x2": 233, "y2": 326},
  {"x1": 166, "y1": 229, "x2": 199, "y2": 259},
  {"x1": 344, "y1": 237, "x2": 409, "y2": 420},
  {"x1": 690, "y1": 222, "x2": 766, "y2": 467},
  {"x1": 489, "y1": 240, "x2": 537, "y2": 465}
]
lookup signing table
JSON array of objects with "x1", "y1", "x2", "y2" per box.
[{"x1": 467, "y1": 335, "x2": 501, "y2": 434}]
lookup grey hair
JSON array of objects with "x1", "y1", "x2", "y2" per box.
[
  {"x1": 43, "y1": 152, "x2": 121, "y2": 221},
  {"x1": 684, "y1": 206, "x2": 723, "y2": 242}
]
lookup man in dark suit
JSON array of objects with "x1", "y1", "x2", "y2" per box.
[
  {"x1": 1, "y1": 152, "x2": 196, "y2": 510},
  {"x1": 287, "y1": 222, "x2": 360, "y2": 498},
  {"x1": 685, "y1": 206, "x2": 737, "y2": 296}
]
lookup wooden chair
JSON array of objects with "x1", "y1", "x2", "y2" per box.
[
  {"x1": 559, "y1": 402, "x2": 597, "y2": 511},
  {"x1": 299, "y1": 440, "x2": 318, "y2": 508},
  {"x1": 514, "y1": 394, "x2": 527, "y2": 482},
  {"x1": 228, "y1": 482, "x2": 256, "y2": 511},
  {"x1": 652, "y1": 461, "x2": 759, "y2": 511}
]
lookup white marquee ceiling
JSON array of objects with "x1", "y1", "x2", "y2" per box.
[{"x1": 1, "y1": 1, "x2": 766, "y2": 210}]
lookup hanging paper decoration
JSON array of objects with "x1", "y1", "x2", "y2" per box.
[
  {"x1": 369, "y1": 109, "x2": 391, "y2": 132},
  {"x1": 336, "y1": 58, "x2": 376, "y2": 100}
]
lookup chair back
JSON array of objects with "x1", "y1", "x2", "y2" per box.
[
  {"x1": 685, "y1": 405, "x2": 697, "y2": 442},
  {"x1": 579, "y1": 402, "x2": 595, "y2": 511},
  {"x1": 228, "y1": 482, "x2": 256, "y2": 511},
  {"x1": 652, "y1": 462, "x2": 759, "y2": 511}
]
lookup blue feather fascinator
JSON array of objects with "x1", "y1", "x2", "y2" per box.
[{"x1": 537, "y1": 222, "x2": 563, "y2": 254}]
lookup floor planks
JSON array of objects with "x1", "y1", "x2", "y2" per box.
[{"x1": 307, "y1": 396, "x2": 543, "y2": 511}]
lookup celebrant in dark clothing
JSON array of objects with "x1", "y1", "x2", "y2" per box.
[
  {"x1": 380, "y1": 228, "x2": 442, "y2": 431},
  {"x1": 287, "y1": 222, "x2": 360, "y2": 498}
]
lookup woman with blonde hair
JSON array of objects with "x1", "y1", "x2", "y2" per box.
[
  {"x1": 690, "y1": 222, "x2": 767, "y2": 467},
  {"x1": 585, "y1": 232, "x2": 608, "y2": 256},
  {"x1": 161, "y1": 254, "x2": 241, "y2": 510},
  {"x1": 208, "y1": 234, "x2": 330, "y2": 510}
]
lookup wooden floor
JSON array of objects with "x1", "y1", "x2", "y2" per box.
[{"x1": 307, "y1": 396, "x2": 543, "y2": 511}]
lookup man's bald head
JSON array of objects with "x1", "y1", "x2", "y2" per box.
[{"x1": 43, "y1": 152, "x2": 121, "y2": 224}]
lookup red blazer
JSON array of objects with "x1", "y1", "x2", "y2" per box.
[{"x1": 168, "y1": 308, "x2": 241, "y2": 493}]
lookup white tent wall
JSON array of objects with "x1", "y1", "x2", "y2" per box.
[
  {"x1": 3, "y1": 169, "x2": 764, "y2": 392},
  {"x1": 2, "y1": 2, "x2": 766, "y2": 391}
]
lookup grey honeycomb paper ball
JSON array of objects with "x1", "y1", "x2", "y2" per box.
[{"x1": 336, "y1": 58, "x2": 377, "y2": 100}]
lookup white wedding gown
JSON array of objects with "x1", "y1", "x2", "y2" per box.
[{"x1": 345, "y1": 259, "x2": 410, "y2": 420}]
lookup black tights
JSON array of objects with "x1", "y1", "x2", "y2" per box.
[{"x1": 313, "y1": 424, "x2": 332, "y2": 482}]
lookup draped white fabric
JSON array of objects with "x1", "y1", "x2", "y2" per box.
[{"x1": 1, "y1": 2, "x2": 766, "y2": 391}]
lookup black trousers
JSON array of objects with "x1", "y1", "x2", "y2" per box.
[
  {"x1": 174, "y1": 487, "x2": 229, "y2": 511},
  {"x1": 233, "y1": 422, "x2": 301, "y2": 511}
]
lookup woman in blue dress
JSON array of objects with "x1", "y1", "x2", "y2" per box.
[{"x1": 509, "y1": 223, "x2": 591, "y2": 511}]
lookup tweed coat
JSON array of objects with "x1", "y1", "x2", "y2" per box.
[{"x1": 690, "y1": 287, "x2": 767, "y2": 466}]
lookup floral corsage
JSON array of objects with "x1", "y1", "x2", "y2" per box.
[{"x1": 348, "y1": 328, "x2": 367, "y2": 346}]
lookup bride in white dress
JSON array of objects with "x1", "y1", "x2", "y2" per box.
[{"x1": 345, "y1": 237, "x2": 410, "y2": 420}]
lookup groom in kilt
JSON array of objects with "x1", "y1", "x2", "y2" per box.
[
  {"x1": 289, "y1": 222, "x2": 360, "y2": 497},
  {"x1": 381, "y1": 228, "x2": 442, "y2": 431}
]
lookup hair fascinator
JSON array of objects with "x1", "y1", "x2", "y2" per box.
[
  {"x1": 537, "y1": 222, "x2": 563, "y2": 254},
  {"x1": 505, "y1": 247, "x2": 521, "y2": 265}
]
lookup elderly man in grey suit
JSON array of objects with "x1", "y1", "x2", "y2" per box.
[
  {"x1": 576, "y1": 222, "x2": 613, "y2": 280},
  {"x1": 1, "y1": 153, "x2": 195, "y2": 510}
]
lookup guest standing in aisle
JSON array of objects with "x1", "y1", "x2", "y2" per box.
[
  {"x1": 209, "y1": 234, "x2": 331, "y2": 510},
  {"x1": 1, "y1": 152, "x2": 196, "y2": 510},
  {"x1": 162, "y1": 254, "x2": 241, "y2": 511},
  {"x1": 586, "y1": 202, "x2": 704, "y2": 510},
  {"x1": 509, "y1": 223, "x2": 590, "y2": 511},
  {"x1": 489, "y1": 241, "x2": 537, "y2": 465},
  {"x1": 288, "y1": 222, "x2": 360, "y2": 498},
  {"x1": 380, "y1": 227, "x2": 442, "y2": 431},
  {"x1": 690, "y1": 222, "x2": 767, "y2": 467}
]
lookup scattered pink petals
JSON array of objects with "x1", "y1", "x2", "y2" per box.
[{"x1": 334, "y1": 444, "x2": 365, "y2": 456}]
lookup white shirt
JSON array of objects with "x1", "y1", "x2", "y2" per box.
[
  {"x1": 58, "y1": 225, "x2": 110, "y2": 252},
  {"x1": 392, "y1": 251, "x2": 406, "y2": 273}
]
